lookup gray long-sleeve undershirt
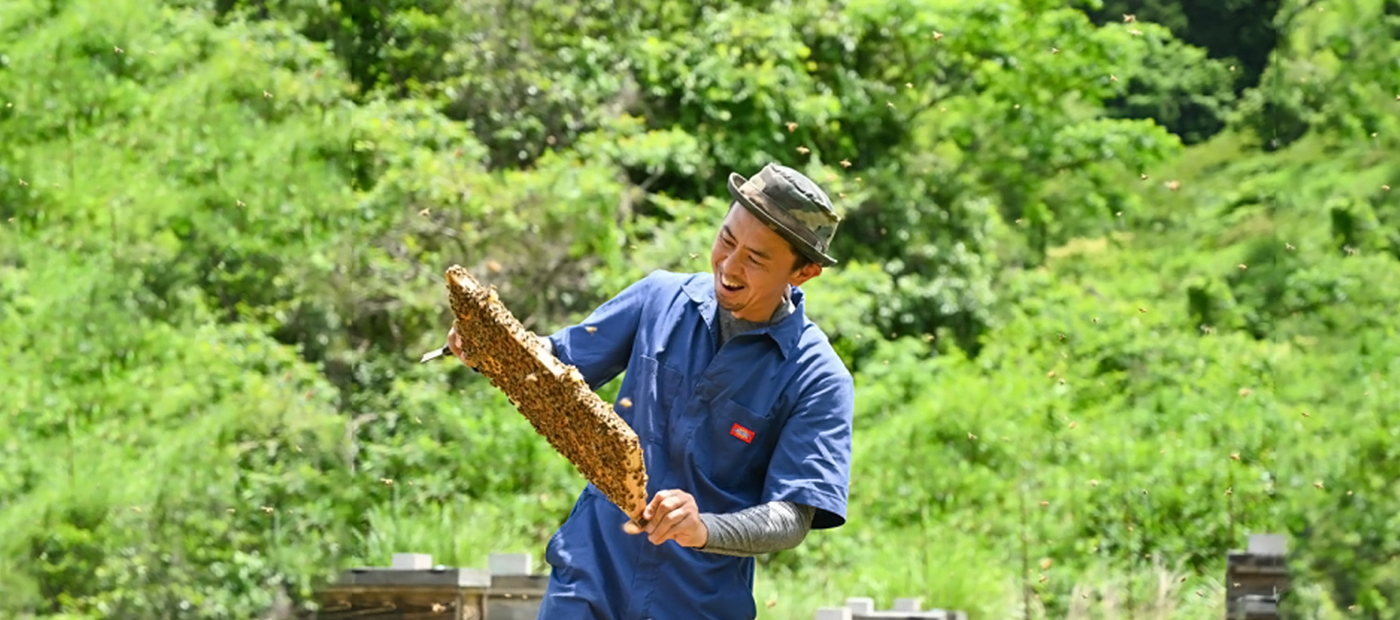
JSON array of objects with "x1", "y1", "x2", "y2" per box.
[
  {"x1": 698, "y1": 500, "x2": 815, "y2": 557},
  {"x1": 543, "y1": 290, "x2": 817, "y2": 557}
]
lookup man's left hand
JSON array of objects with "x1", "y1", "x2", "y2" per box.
[{"x1": 622, "y1": 489, "x2": 709, "y2": 548}]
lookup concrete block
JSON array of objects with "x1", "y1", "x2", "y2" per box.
[
  {"x1": 390, "y1": 553, "x2": 433, "y2": 569},
  {"x1": 489, "y1": 552, "x2": 533, "y2": 575},
  {"x1": 816, "y1": 608, "x2": 854, "y2": 620},
  {"x1": 1248, "y1": 534, "x2": 1287, "y2": 556},
  {"x1": 893, "y1": 597, "x2": 923, "y2": 612},
  {"x1": 845, "y1": 597, "x2": 875, "y2": 614}
]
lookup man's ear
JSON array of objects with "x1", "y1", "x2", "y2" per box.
[{"x1": 790, "y1": 263, "x2": 822, "y2": 287}]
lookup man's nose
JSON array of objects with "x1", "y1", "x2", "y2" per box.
[{"x1": 716, "y1": 253, "x2": 733, "y2": 272}]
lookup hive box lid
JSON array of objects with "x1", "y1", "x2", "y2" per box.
[{"x1": 332, "y1": 567, "x2": 492, "y2": 588}]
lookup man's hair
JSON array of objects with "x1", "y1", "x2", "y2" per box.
[{"x1": 789, "y1": 244, "x2": 815, "y2": 273}]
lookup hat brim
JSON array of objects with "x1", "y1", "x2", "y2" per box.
[{"x1": 726, "y1": 172, "x2": 838, "y2": 267}]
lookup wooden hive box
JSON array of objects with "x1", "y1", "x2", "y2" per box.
[
  {"x1": 311, "y1": 558, "x2": 490, "y2": 619},
  {"x1": 482, "y1": 553, "x2": 547, "y2": 620},
  {"x1": 309, "y1": 553, "x2": 551, "y2": 619},
  {"x1": 1225, "y1": 534, "x2": 1292, "y2": 620}
]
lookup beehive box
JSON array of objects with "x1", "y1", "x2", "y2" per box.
[
  {"x1": 311, "y1": 565, "x2": 489, "y2": 620},
  {"x1": 309, "y1": 553, "x2": 548, "y2": 620},
  {"x1": 1224, "y1": 534, "x2": 1291, "y2": 620},
  {"x1": 444, "y1": 265, "x2": 650, "y2": 526}
]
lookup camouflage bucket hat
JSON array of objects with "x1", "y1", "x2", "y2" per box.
[{"x1": 726, "y1": 163, "x2": 842, "y2": 267}]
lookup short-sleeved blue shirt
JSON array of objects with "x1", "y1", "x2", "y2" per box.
[{"x1": 535, "y1": 270, "x2": 855, "y2": 620}]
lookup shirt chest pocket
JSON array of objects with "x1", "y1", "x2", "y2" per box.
[{"x1": 688, "y1": 396, "x2": 779, "y2": 492}]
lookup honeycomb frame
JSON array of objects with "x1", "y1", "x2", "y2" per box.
[{"x1": 444, "y1": 265, "x2": 650, "y2": 527}]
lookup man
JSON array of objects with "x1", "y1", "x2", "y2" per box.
[{"x1": 446, "y1": 163, "x2": 855, "y2": 620}]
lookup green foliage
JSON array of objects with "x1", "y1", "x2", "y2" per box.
[
  {"x1": 1083, "y1": 0, "x2": 1283, "y2": 95},
  {"x1": 4, "y1": 0, "x2": 1400, "y2": 617},
  {"x1": 1098, "y1": 24, "x2": 1240, "y2": 145},
  {"x1": 1232, "y1": 0, "x2": 1400, "y2": 149}
]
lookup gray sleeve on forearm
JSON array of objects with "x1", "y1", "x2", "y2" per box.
[{"x1": 698, "y1": 501, "x2": 816, "y2": 557}]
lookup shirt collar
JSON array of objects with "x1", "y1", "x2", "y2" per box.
[{"x1": 681, "y1": 273, "x2": 805, "y2": 359}]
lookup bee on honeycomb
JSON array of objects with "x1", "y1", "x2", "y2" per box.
[{"x1": 442, "y1": 265, "x2": 649, "y2": 526}]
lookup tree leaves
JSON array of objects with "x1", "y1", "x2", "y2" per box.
[{"x1": 5, "y1": 0, "x2": 1400, "y2": 616}]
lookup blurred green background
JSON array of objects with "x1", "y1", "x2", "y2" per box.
[{"x1": 2, "y1": 0, "x2": 1398, "y2": 617}]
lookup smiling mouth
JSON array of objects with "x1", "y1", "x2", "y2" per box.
[{"x1": 719, "y1": 275, "x2": 745, "y2": 293}]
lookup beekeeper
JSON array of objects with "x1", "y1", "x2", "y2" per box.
[{"x1": 448, "y1": 162, "x2": 854, "y2": 620}]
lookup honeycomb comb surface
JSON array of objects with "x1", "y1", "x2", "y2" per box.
[{"x1": 445, "y1": 265, "x2": 649, "y2": 525}]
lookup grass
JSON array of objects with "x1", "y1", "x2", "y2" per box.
[{"x1": 752, "y1": 554, "x2": 1228, "y2": 620}]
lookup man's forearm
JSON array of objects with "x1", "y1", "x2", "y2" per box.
[{"x1": 698, "y1": 501, "x2": 815, "y2": 557}]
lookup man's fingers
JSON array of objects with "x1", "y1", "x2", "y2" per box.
[
  {"x1": 622, "y1": 521, "x2": 644, "y2": 535},
  {"x1": 638, "y1": 490, "x2": 702, "y2": 545},
  {"x1": 446, "y1": 327, "x2": 467, "y2": 363},
  {"x1": 648, "y1": 491, "x2": 684, "y2": 515},
  {"x1": 661, "y1": 506, "x2": 690, "y2": 528},
  {"x1": 648, "y1": 507, "x2": 694, "y2": 545},
  {"x1": 660, "y1": 495, "x2": 686, "y2": 513},
  {"x1": 642, "y1": 491, "x2": 671, "y2": 522},
  {"x1": 648, "y1": 509, "x2": 679, "y2": 544},
  {"x1": 643, "y1": 494, "x2": 680, "y2": 534}
]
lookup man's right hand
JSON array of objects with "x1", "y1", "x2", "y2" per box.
[
  {"x1": 446, "y1": 325, "x2": 552, "y2": 370},
  {"x1": 446, "y1": 326, "x2": 479, "y2": 371}
]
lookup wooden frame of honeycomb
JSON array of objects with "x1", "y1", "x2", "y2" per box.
[{"x1": 443, "y1": 265, "x2": 650, "y2": 527}]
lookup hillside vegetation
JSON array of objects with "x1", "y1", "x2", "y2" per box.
[{"x1": 2, "y1": 0, "x2": 1399, "y2": 618}]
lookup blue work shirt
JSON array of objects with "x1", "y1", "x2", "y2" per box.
[{"x1": 536, "y1": 270, "x2": 855, "y2": 620}]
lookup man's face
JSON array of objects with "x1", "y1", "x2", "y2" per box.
[{"x1": 710, "y1": 203, "x2": 822, "y2": 322}]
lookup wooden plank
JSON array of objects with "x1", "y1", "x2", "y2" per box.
[
  {"x1": 487, "y1": 575, "x2": 548, "y2": 593},
  {"x1": 1226, "y1": 556, "x2": 1291, "y2": 598},
  {"x1": 311, "y1": 590, "x2": 480, "y2": 620},
  {"x1": 483, "y1": 575, "x2": 547, "y2": 620},
  {"x1": 1227, "y1": 553, "x2": 1288, "y2": 569},
  {"x1": 484, "y1": 596, "x2": 544, "y2": 620},
  {"x1": 332, "y1": 568, "x2": 492, "y2": 588},
  {"x1": 1225, "y1": 597, "x2": 1280, "y2": 620}
]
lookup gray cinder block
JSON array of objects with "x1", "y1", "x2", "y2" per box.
[
  {"x1": 893, "y1": 597, "x2": 923, "y2": 612},
  {"x1": 816, "y1": 607, "x2": 854, "y2": 620},
  {"x1": 845, "y1": 597, "x2": 875, "y2": 614},
  {"x1": 390, "y1": 553, "x2": 432, "y2": 569},
  {"x1": 489, "y1": 552, "x2": 533, "y2": 575},
  {"x1": 1247, "y1": 534, "x2": 1287, "y2": 556}
]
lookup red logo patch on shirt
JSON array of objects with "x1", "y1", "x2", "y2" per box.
[{"x1": 729, "y1": 423, "x2": 754, "y2": 444}]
